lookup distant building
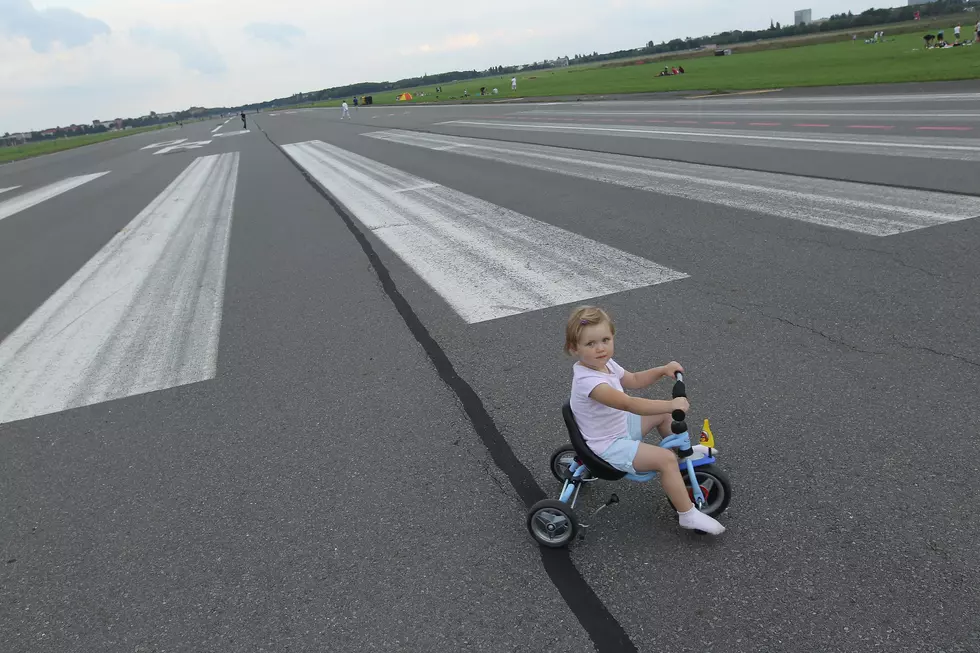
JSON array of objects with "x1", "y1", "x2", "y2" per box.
[
  {"x1": 557, "y1": 56, "x2": 570, "y2": 67},
  {"x1": 1, "y1": 132, "x2": 29, "y2": 146},
  {"x1": 794, "y1": 8, "x2": 812, "y2": 25}
]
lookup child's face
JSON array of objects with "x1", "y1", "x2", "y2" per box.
[{"x1": 573, "y1": 322, "x2": 614, "y2": 370}]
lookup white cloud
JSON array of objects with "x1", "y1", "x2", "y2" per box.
[
  {"x1": 244, "y1": 22, "x2": 304, "y2": 47},
  {"x1": 0, "y1": 0, "x2": 109, "y2": 52},
  {"x1": 130, "y1": 25, "x2": 226, "y2": 75},
  {"x1": 2, "y1": 0, "x2": 899, "y2": 133}
]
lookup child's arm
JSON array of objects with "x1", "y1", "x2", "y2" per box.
[
  {"x1": 590, "y1": 384, "x2": 689, "y2": 416},
  {"x1": 621, "y1": 361, "x2": 684, "y2": 390}
]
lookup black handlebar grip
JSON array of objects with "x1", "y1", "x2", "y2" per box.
[
  {"x1": 672, "y1": 380, "x2": 686, "y2": 399},
  {"x1": 672, "y1": 409, "x2": 686, "y2": 422}
]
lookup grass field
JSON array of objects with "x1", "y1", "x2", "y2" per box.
[
  {"x1": 0, "y1": 123, "x2": 174, "y2": 164},
  {"x1": 307, "y1": 14, "x2": 979, "y2": 108}
]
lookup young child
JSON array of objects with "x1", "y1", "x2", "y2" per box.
[{"x1": 566, "y1": 306, "x2": 726, "y2": 535}]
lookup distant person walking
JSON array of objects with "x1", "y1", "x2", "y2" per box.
[
  {"x1": 975, "y1": 19, "x2": 979, "y2": 42},
  {"x1": 353, "y1": 96, "x2": 359, "y2": 111},
  {"x1": 511, "y1": 76, "x2": 517, "y2": 92},
  {"x1": 341, "y1": 101, "x2": 350, "y2": 120},
  {"x1": 240, "y1": 111, "x2": 247, "y2": 129},
  {"x1": 954, "y1": 24, "x2": 961, "y2": 43}
]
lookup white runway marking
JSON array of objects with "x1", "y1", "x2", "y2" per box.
[
  {"x1": 0, "y1": 173, "x2": 109, "y2": 223},
  {"x1": 154, "y1": 140, "x2": 212, "y2": 154},
  {"x1": 522, "y1": 110, "x2": 980, "y2": 120},
  {"x1": 0, "y1": 186, "x2": 21, "y2": 195},
  {"x1": 141, "y1": 138, "x2": 187, "y2": 151},
  {"x1": 282, "y1": 139, "x2": 687, "y2": 323},
  {"x1": 600, "y1": 93, "x2": 980, "y2": 107},
  {"x1": 437, "y1": 120, "x2": 980, "y2": 161},
  {"x1": 365, "y1": 129, "x2": 980, "y2": 237},
  {"x1": 211, "y1": 118, "x2": 232, "y2": 133},
  {"x1": 211, "y1": 129, "x2": 250, "y2": 138},
  {"x1": 0, "y1": 153, "x2": 239, "y2": 425}
]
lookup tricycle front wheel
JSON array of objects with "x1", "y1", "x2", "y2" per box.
[{"x1": 669, "y1": 463, "x2": 732, "y2": 518}]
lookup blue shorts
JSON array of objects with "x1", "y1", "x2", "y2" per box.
[{"x1": 596, "y1": 413, "x2": 643, "y2": 474}]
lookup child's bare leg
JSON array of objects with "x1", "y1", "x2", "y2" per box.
[
  {"x1": 631, "y1": 443, "x2": 726, "y2": 535},
  {"x1": 632, "y1": 443, "x2": 693, "y2": 510},
  {"x1": 641, "y1": 413, "x2": 672, "y2": 438}
]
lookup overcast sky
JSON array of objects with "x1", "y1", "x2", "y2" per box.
[{"x1": 2, "y1": 0, "x2": 892, "y2": 133}]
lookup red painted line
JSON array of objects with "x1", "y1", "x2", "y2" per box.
[
  {"x1": 848, "y1": 125, "x2": 894, "y2": 130},
  {"x1": 916, "y1": 126, "x2": 973, "y2": 131},
  {"x1": 710, "y1": 121, "x2": 737, "y2": 125},
  {"x1": 750, "y1": 122, "x2": 781, "y2": 126},
  {"x1": 794, "y1": 123, "x2": 830, "y2": 127},
  {"x1": 674, "y1": 120, "x2": 698, "y2": 124}
]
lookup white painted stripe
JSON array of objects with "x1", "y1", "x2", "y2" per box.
[
  {"x1": 365, "y1": 130, "x2": 980, "y2": 237},
  {"x1": 0, "y1": 173, "x2": 109, "y2": 223},
  {"x1": 645, "y1": 93, "x2": 980, "y2": 106},
  {"x1": 211, "y1": 129, "x2": 250, "y2": 138},
  {"x1": 0, "y1": 185, "x2": 21, "y2": 195},
  {"x1": 0, "y1": 153, "x2": 239, "y2": 425},
  {"x1": 141, "y1": 138, "x2": 187, "y2": 151},
  {"x1": 523, "y1": 110, "x2": 980, "y2": 120},
  {"x1": 282, "y1": 140, "x2": 687, "y2": 323},
  {"x1": 394, "y1": 183, "x2": 440, "y2": 193},
  {"x1": 439, "y1": 121, "x2": 980, "y2": 161},
  {"x1": 154, "y1": 140, "x2": 211, "y2": 154}
]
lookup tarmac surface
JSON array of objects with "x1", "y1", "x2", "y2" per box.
[{"x1": 2, "y1": 83, "x2": 979, "y2": 653}]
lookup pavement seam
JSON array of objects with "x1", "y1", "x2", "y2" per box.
[{"x1": 255, "y1": 120, "x2": 638, "y2": 653}]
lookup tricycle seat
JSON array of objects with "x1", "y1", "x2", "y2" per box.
[{"x1": 562, "y1": 402, "x2": 627, "y2": 481}]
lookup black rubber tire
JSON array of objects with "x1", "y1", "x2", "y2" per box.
[
  {"x1": 526, "y1": 499, "x2": 579, "y2": 548},
  {"x1": 667, "y1": 463, "x2": 732, "y2": 518},
  {"x1": 549, "y1": 445, "x2": 578, "y2": 482}
]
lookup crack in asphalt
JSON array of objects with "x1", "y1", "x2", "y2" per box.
[
  {"x1": 738, "y1": 228, "x2": 956, "y2": 282},
  {"x1": 699, "y1": 284, "x2": 980, "y2": 366},
  {"x1": 890, "y1": 335, "x2": 980, "y2": 369}
]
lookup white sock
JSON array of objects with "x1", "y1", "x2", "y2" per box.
[{"x1": 677, "y1": 506, "x2": 726, "y2": 535}]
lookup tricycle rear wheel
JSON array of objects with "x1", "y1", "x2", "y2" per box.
[
  {"x1": 549, "y1": 446, "x2": 578, "y2": 482},
  {"x1": 527, "y1": 499, "x2": 579, "y2": 548}
]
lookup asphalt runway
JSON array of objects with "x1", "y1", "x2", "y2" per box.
[{"x1": 2, "y1": 84, "x2": 979, "y2": 653}]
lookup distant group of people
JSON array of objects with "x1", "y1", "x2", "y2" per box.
[
  {"x1": 923, "y1": 22, "x2": 979, "y2": 48},
  {"x1": 658, "y1": 65, "x2": 685, "y2": 77}
]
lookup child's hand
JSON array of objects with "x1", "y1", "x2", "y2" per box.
[
  {"x1": 663, "y1": 361, "x2": 684, "y2": 379},
  {"x1": 671, "y1": 397, "x2": 690, "y2": 413}
]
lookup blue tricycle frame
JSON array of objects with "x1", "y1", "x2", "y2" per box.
[{"x1": 527, "y1": 372, "x2": 732, "y2": 548}]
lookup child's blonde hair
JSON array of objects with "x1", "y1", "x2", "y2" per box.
[{"x1": 564, "y1": 306, "x2": 615, "y2": 354}]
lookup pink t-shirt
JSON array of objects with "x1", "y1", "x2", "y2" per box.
[{"x1": 570, "y1": 359, "x2": 629, "y2": 455}]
